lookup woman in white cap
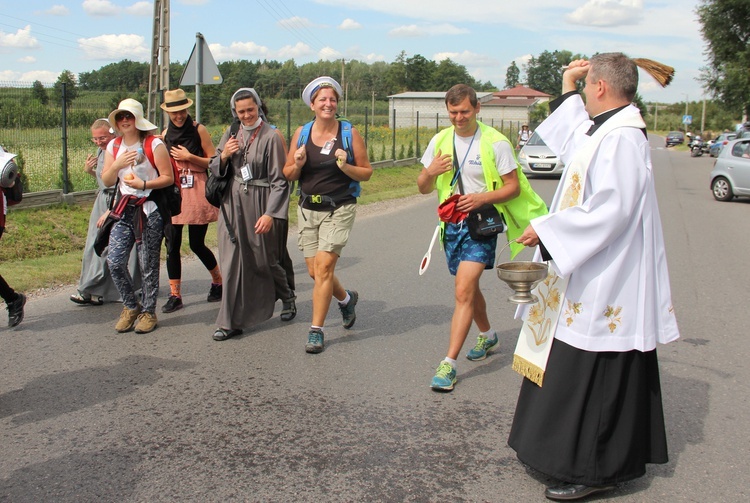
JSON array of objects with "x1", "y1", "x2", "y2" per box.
[
  {"x1": 159, "y1": 88, "x2": 221, "y2": 314},
  {"x1": 207, "y1": 87, "x2": 291, "y2": 341},
  {"x1": 284, "y1": 76, "x2": 373, "y2": 354},
  {"x1": 101, "y1": 98, "x2": 174, "y2": 334},
  {"x1": 71, "y1": 118, "x2": 141, "y2": 306}
]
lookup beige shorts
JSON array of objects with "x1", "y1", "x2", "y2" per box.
[{"x1": 297, "y1": 203, "x2": 357, "y2": 258}]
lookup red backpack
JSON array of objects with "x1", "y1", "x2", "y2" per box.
[{"x1": 112, "y1": 136, "x2": 182, "y2": 216}]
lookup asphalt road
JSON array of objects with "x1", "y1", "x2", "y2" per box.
[{"x1": 1, "y1": 139, "x2": 748, "y2": 502}]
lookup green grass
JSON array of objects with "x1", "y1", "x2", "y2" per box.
[{"x1": 1, "y1": 164, "x2": 424, "y2": 294}]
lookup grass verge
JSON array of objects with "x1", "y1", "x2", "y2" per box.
[{"x1": 2, "y1": 164, "x2": 424, "y2": 295}]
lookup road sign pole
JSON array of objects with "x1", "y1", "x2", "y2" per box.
[{"x1": 195, "y1": 33, "x2": 203, "y2": 123}]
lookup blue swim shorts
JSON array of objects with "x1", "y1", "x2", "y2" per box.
[{"x1": 443, "y1": 222, "x2": 497, "y2": 276}]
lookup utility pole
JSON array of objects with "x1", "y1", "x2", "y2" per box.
[{"x1": 147, "y1": 0, "x2": 170, "y2": 128}]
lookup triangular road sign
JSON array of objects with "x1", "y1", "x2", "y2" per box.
[{"x1": 180, "y1": 34, "x2": 223, "y2": 86}]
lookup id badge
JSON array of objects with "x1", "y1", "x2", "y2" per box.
[
  {"x1": 240, "y1": 164, "x2": 252, "y2": 182},
  {"x1": 320, "y1": 139, "x2": 335, "y2": 155},
  {"x1": 182, "y1": 174, "x2": 194, "y2": 188}
]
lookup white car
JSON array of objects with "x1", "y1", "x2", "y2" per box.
[{"x1": 518, "y1": 133, "x2": 564, "y2": 176}]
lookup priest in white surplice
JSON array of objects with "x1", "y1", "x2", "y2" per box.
[{"x1": 507, "y1": 54, "x2": 680, "y2": 501}]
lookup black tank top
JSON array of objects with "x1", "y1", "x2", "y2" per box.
[{"x1": 298, "y1": 122, "x2": 356, "y2": 210}]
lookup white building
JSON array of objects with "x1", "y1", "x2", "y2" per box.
[{"x1": 388, "y1": 85, "x2": 552, "y2": 129}]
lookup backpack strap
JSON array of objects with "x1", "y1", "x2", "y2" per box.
[
  {"x1": 143, "y1": 135, "x2": 156, "y2": 168},
  {"x1": 340, "y1": 120, "x2": 354, "y2": 163},
  {"x1": 297, "y1": 120, "x2": 314, "y2": 149},
  {"x1": 297, "y1": 120, "x2": 354, "y2": 163},
  {"x1": 112, "y1": 137, "x2": 123, "y2": 157}
]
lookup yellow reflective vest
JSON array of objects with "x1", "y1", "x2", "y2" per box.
[{"x1": 434, "y1": 121, "x2": 548, "y2": 258}]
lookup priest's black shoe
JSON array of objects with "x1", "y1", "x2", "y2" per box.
[
  {"x1": 544, "y1": 483, "x2": 614, "y2": 501},
  {"x1": 7, "y1": 293, "x2": 26, "y2": 327}
]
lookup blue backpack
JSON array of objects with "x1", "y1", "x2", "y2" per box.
[{"x1": 296, "y1": 119, "x2": 360, "y2": 198}]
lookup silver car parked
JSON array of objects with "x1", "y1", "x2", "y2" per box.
[
  {"x1": 518, "y1": 133, "x2": 564, "y2": 176},
  {"x1": 710, "y1": 138, "x2": 750, "y2": 201}
]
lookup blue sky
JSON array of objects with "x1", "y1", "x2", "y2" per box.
[{"x1": 0, "y1": 0, "x2": 711, "y2": 106}]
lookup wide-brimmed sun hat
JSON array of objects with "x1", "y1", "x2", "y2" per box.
[
  {"x1": 160, "y1": 89, "x2": 193, "y2": 112},
  {"x1": 108, "y1": 98, "x2": 157, "y2": 133},
  {"x1": 302, "y1": 76, "x2": 343, "y2": 106}
]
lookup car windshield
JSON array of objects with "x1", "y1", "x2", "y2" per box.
[
  {"x1": 668, "y1": 132, "x2": 682, "y2": 138},
  {"x1": 525, "y1": 133, "x2": 547, "y2": 146}
]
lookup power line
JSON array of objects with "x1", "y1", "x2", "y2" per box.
[{"x1": 254, "y1": 0, "x2": 327, "y2": 55}]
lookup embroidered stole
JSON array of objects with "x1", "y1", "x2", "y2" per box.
[{"x1": 512, "y1": 110, "x2": 647, "y2": 386}]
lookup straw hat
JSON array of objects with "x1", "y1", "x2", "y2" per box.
[
  {"x1": 160, "y1": 89, "x2": 193, "y2": 112},
  {"x1": 108, "y1": 99, "x2": 157, "y2": 133},
  {"x1": 301, "y1": 76, "x2": 343, "y2": 106}
]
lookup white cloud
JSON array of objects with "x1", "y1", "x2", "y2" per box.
[
  {"x1": 566, "y1": 0, "x2": 644, "y2": 27},
  {"x1": 126, "y1": 1, "x2": 153, "y2": 16},
  {"x1": 77, "y1": 34, "x2": 149, "y2": 61},
  {"x1": 277, "y1": 42, "x2": 314, "y2": 59},
  {"x1": 433, "y1": 50, "x2": 498, "y2": 68},
  {"x1": 389, "y1": 23, "x2": 468, "y2": 38},
  {"x1": 82, "y1": 0, "x2": 118, "y2": 16},
  {"x1": 389, "y1": 25, "x2": 423, "y2": 38},
  {"x1": 0, "y1": 70, "x2": 55, "y2": 83},
  {"x1": 209, "y1": 41, "x2": 271, "y2": 61},
  {"x1": 0, "y1": 25, "x2": 40, "y2": 50},
  {"x1": 339, "y1": 18, "x2": 361, "y2": 30},
  {"x1": 19, "y1": 56, "x2": 36, "y2": 63},
  {"x1": 319, "y1": 47, "x2": 342, "y2": 61},
  {"x1": 38, "y1": 5, "x2": 69, "y2": 15},
  {"x1": 362, "y1": 53, "x2": 386, "y2": 63},
  {"x1": 279, "y1": 16, "x2": 314, "y2": 30}
]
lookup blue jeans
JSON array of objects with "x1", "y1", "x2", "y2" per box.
[{"x1": 107, "y1": 205, "x2": 163, "y2": 313}]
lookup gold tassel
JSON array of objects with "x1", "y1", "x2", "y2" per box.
[
  {"x1": 512, "y1": 354, "x2": 545, "y2": 387},
  {"x1": 632, "y1": 58, "x2": 675, "y2": 87}
]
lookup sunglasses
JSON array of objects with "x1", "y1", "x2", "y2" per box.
[{"x1": 115, "y1": 111, "x2": 135, "y2": 122}]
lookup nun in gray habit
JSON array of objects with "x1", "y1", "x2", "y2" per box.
[{"x1": 208, "y1": 87, "x2": 291, "y2": 340}]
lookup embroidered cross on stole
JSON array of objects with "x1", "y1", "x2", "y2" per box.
[{"x1": 512, "y1": 110, "x2": 646, "y2": 386}]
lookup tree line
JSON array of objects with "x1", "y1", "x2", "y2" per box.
[{"x1": 10, "y1": 30, "x2": 748, "y2": 133}]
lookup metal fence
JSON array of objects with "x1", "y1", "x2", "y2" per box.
[{"x1": 1, "y1": 81, "x2": 527, "y2": 194}]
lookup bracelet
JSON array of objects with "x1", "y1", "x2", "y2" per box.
[{"x1": 143, "y1": 180, "x2": 147, "y2": 191}]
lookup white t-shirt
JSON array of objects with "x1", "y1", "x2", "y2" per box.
[
  {"x1": 421, "y1": 128, "x2": 516, "y2": 195},
  {"x1": 106, "y1": 137, "x2": 165, "y2": 215}
]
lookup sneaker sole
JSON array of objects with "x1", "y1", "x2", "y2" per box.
[
  {"x1": 430, "y1": 382, "x2": 456, "y2": 392},
  {"x1": 134, "y1": 323, "x2": 158, "y2": 334},
  {"x1": 305, "y1": 346, "x2": 324, "y2": 354},
  {"x1": 161, "y1": 303, "x2": 184, "y2": 314}
]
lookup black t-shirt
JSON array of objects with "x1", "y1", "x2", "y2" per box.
[{"x1": 298, "y1": 122, "x2": 356, "y2": 210}]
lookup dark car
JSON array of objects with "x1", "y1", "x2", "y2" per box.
[{"x1": 665, "y1": 131, "x2": 685, "y2": 147}]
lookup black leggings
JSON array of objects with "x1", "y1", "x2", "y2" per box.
[
  {"x1": 0, "y1": 273, "x2": 16, "y2": 303},
  {"x1": 165, "y1": 224, "x2": 218, "y2": 280}
]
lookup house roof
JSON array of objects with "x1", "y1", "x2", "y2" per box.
[
  {"x1": 482, "y1": 97, "x2": 538, "y2": 107},
  {"x1": 388, "y1": 91, "x2": 493, "y2": 99},
  {"x1": 494, "y1": 84, "x2": 551, "y2": 99}
]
